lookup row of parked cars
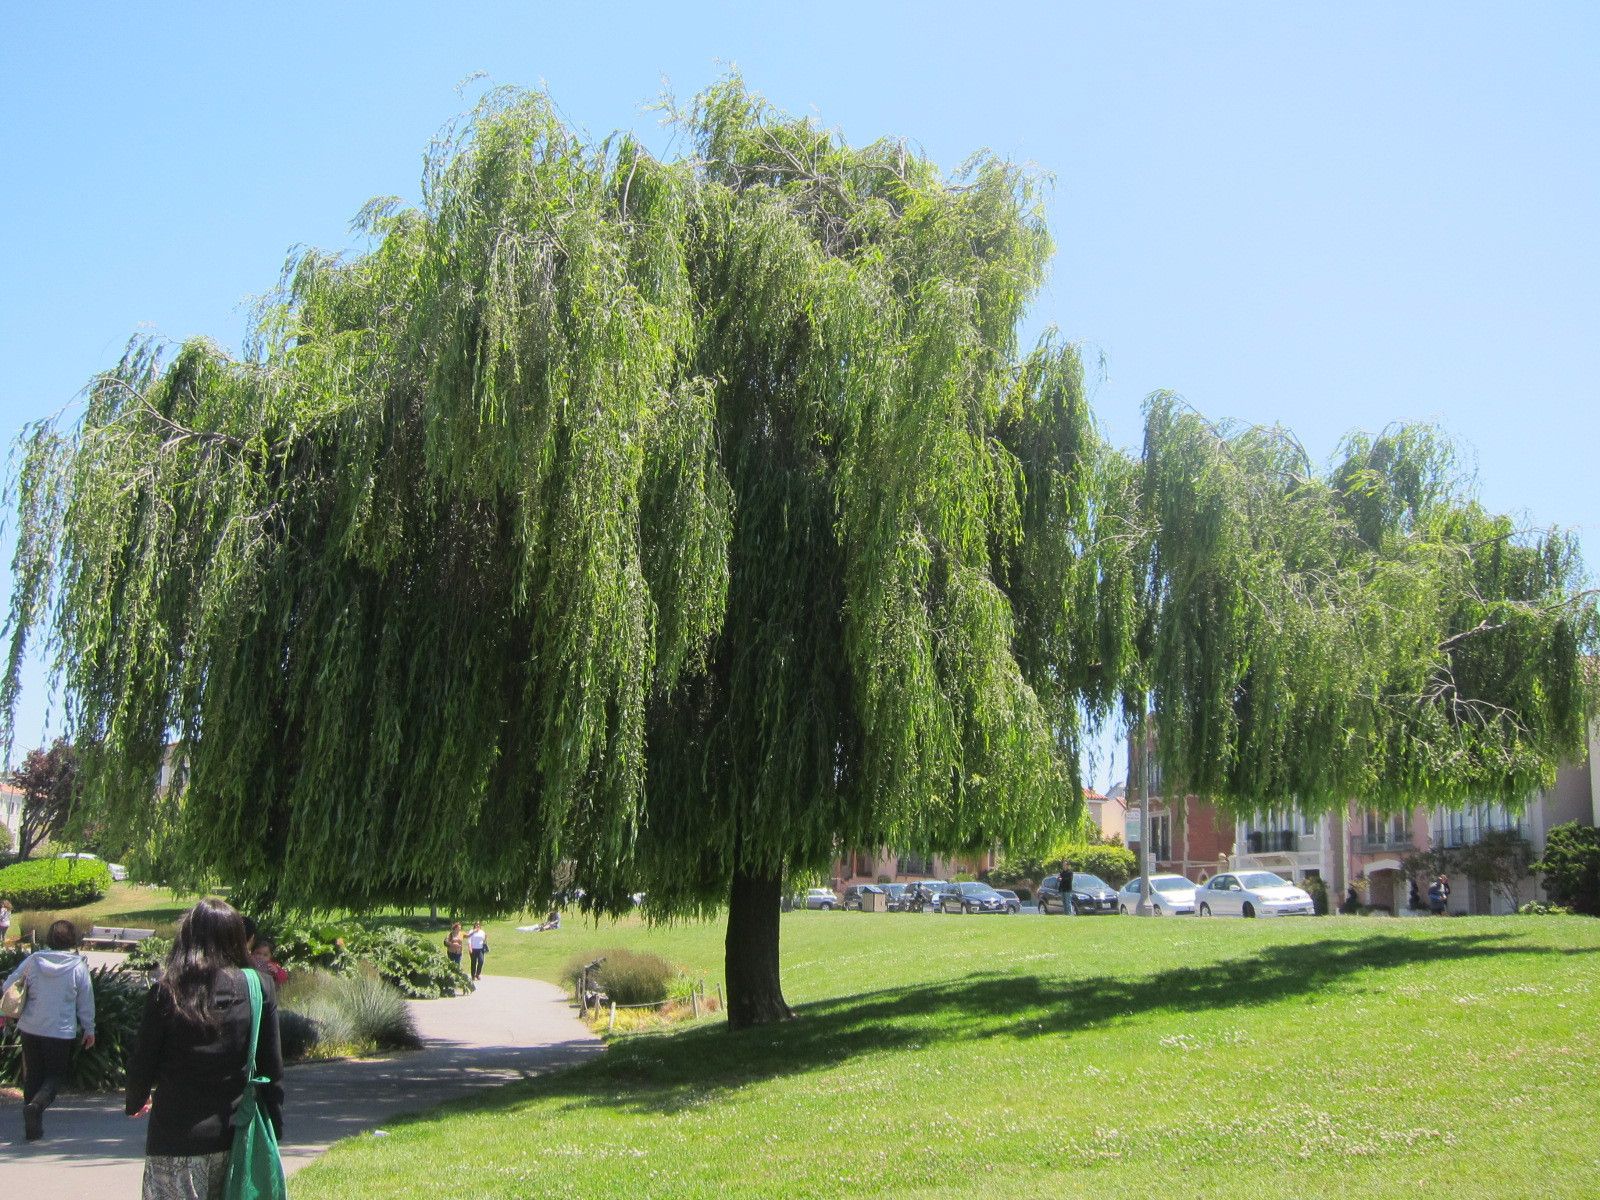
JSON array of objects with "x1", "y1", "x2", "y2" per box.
[{"x1": 799, "y1": 869, "x2": 1316, "y2": 918}]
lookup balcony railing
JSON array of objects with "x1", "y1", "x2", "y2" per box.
[
  {"x1": 1432, "y1": 822, "x2": 1529, "y2": 849},
  {"x1": 1245, "y1": 830, "x2": 1297, "y2": 853},
  {"x1": 1361, "y1": 833, "x2": 1414, "y2": 851}
]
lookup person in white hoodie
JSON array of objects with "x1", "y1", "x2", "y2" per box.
[{"x1": 2, "y1": 919, "x2": 96, "y2": 1140}]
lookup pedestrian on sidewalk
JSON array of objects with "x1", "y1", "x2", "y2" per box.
[
  {"x1": 467, "y1": 921, "x2": 488, "y2": 980},
  {"x1": 444, "y1": 922, "x2": 465, "y2": 969},
  {"x1": 0, "y1": 897, "x2": 12, "y2": 946},
  {"x1": 2, "y1": 918, "x2": 96, "y2": 1141},
  {"x1": 125, "y1": 898, "x2": 284, "y2": 1200}
]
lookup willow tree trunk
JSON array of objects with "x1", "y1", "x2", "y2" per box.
[{"x1": 724, "y1": 869, "x2": 794, "y2": 1029}]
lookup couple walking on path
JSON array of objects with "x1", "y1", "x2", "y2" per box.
[{"x1": 444, "y1": 921, "x2": 490, "y2": 980}]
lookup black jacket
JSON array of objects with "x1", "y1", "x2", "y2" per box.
[{"x1": 125, "y1": 967, "x2": 285, "y2": 1157}]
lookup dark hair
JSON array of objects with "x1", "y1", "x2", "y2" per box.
[
  {"x1": 241, "y1": 914, "x2": 258, "y2": 947},
  {"x1": 45, "y1": 919, "x2": 78, "y2": 950},
  {"x1": 162, "y1": 899, "x2": 251, "y2": 1029}
]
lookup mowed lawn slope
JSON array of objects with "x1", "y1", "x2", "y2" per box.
[{"x1": 296, "y1": 913, "x2": 1600, "y2": 1200}]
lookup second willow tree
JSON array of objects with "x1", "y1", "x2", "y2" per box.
[{"x1": 3, "y1": 82, "x2": 1122, "y2": 1026}]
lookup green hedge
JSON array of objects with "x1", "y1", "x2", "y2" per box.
[{"x1": 0, "y1": 857, "x2": 112, "y2": 910}]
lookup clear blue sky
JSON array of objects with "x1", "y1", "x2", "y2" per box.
[{"x1": 3, "y1": 3, "x2": 1596, "y2": 784}]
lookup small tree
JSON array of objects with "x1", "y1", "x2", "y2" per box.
[
  {"x1": 1449, "y1": 828, "x2": 1534, "y2": 912},
  {"x1": 1533, "y1": 822, "x2": 1600, "y2": 915},
  {"x1": 8, "y1": 739, "x2": 79, "y2": 860}
]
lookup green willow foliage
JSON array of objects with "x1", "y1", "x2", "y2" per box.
[
  {"x1": 1133, "y1": 397, "x2": 1597, "y2": 815},
  {"x1": 2, "y1": 80, "x2": 1120, "y2": 915}
]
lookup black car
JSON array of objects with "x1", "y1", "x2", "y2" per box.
[
  {"x1": 1037, "y1": 872, "x2": 1118, "y2": 915},
  {"x1": 941, "y1": 882, "x2": 1012, "y2": 914},
  {"x1": 882, "y1": 883, "x2": 909, "y2": 911},
  {"x1": 842, "y1": 884, "x2": 885, "y2": 910}
]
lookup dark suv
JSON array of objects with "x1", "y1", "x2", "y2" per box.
[{"x1": 1037, "y1": 872, "x2": 1118, "y2": 915}]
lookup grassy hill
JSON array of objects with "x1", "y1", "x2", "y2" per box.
[{"x1": 297, "y1": 911, "x2": 1600, "y2": 1199}]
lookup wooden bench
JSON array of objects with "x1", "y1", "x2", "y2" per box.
[{"x1": 79, "y1": 926, "x2": 157, "y2": 951}]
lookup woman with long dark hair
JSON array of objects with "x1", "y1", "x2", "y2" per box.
[{"x1": 125, "y1": 898, "x2": 284, "y2": 1199}]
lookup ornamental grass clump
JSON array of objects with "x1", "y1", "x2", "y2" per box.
[
  {"x1": 562, "y1": 948, "x2": 677, "y2": 1007},
  {"x1": 278, "y1": 967, "x2": 419, "y2": 1059}
]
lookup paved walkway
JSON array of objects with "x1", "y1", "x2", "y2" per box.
[{"x1": 0, "y1": 970, "x2": 603, "y2": 1196}]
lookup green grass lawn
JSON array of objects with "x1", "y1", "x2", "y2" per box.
[
  {"x1": 7, "y1": 881, "x2": 191, "y2": 943},
  {"x1": 294, "y1": 911, "x2": 1600, "y2": 1199}
]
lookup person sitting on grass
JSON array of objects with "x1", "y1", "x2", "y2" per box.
[{"x1": 538, "y1": 909, "x2": 561, "y2": 932}]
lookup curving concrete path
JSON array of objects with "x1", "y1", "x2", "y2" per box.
[{"x1": 0, "y1": 970, "x2": 603, "y2": 1196}]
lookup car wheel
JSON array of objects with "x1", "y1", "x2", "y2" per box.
[
  {"x1": 821, "y1": 902, "x2": 833, "y2": 910},
  {"x1": 1199, "y1": 903, "x2": 1212, "y2": 917},
  {"x1": 1008, "y1": 904, "x2": 1019, "y2": 914},
  {"x1": 1119, "y1": 904, "x2": 1128, "y2": 915},
  {"x1": 1153, "y1": 903, "x2": 1163, "y2": 917},
  {"x1": 1242, "y1": 902, "x2": 1256, "y2": 918}
]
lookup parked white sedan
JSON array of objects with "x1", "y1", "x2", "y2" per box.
[
  {"x1": 1116, "y1": 873, "x2": 1198, "y2": 915},
  {"x1": 1194, "y1": 871, "x2": 1315, "y2": 918}
]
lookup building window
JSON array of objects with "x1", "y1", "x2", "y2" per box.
[{"x1": 1148, "y1": 814, "x2": 1172, "y2": 862}]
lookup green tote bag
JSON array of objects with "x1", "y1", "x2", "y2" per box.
[{"x1": 225, "y1": 968, "x2": 287, "y2": 1200}]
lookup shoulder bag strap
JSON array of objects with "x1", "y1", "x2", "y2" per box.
[{"x1": 241, "y1": 968, "x2": 262, "y2": 1078}]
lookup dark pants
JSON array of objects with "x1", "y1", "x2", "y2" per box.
[
  {"x1": 21, "y1": 1031, "x2": 74, "y2": 1111},
  {"x1": 469, "y1": 948, "x2": 485, "y2": 978}
]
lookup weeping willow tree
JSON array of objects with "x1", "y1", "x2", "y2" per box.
[
  {"x1": 1129, "y1": 393, "x2": 1597, "y2": 825},
  {"x1": 2, "y1": 79, "x2": 1124, "y2": 1027}
]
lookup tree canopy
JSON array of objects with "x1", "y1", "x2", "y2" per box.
[
  {"x1": 1127, "y1": 398, "x2": 1596, "y2": 814},
  {"x1": 3, "y1": 78, "x2": 1595, "y2": 1024},
  {"x1": 1, "y1": 80, "x2": 1119, "y2": 927}
]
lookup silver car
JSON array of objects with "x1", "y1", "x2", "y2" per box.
[
  {"x1": 802, "y1": 887, "x2": 839, "y2": 910},
  {"x1": 1194, "y1": 871, "x2": 1315, "y2": 918}
]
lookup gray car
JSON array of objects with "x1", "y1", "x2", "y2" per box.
[{"x1": 941, "y1": 882, "x2": 1012, "y2": 914}]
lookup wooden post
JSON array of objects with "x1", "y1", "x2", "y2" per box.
[
  {"x1": 608, "y1": 1001, "x2": 616, "y2": 1032},
  {"x1": 692, "y1": 988, "x2": 700, "y2": 1019}
]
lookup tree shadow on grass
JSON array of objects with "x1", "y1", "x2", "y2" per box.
[{"x1": 385, "y1": 926, "x2": 1593, "y2": 1125}]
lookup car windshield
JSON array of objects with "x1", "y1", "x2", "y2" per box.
[
  {"x1": 1152, "y1": 877, "x2": 1192, "y2": 892},
  {"x1": 1073, "y1": 875, "x2": 1108, "y2": 891},
  {"x1": 1239, "y1": 872, "x2": 1290, "y2": 889},
  {"x1": 961, "y1": 884, "x2": 999, "y2": 896}
]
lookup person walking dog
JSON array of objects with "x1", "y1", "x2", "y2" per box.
[
  {"x1": 2, "y1": 919, "x2": 96, "y2": 1141},
  {"x1": 125, "y1": 898, "x2": 284, "y2": 1199}
]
